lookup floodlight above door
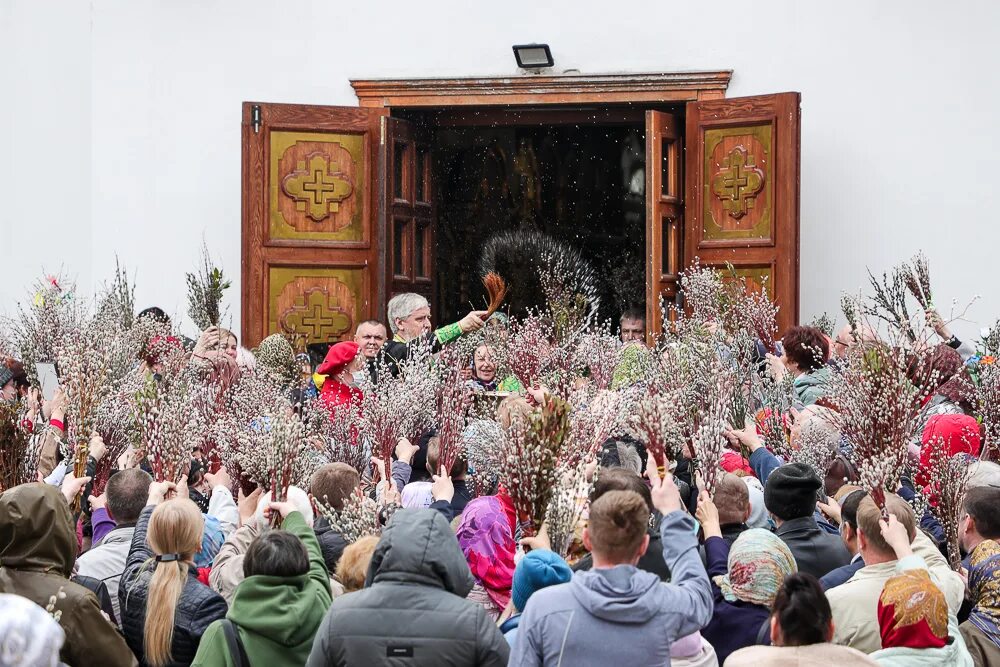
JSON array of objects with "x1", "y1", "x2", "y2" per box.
[{"x1": 512, "y1": 44, "x2": 554, "y2": 70}]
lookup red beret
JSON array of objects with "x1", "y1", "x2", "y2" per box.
[{"x1": 316, "y1": 341, "x2": 360, "y2": 377}]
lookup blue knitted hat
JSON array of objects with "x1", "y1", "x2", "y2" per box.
[{"x1": 512, "y1": 549, "x2": 573, "y2": 611}]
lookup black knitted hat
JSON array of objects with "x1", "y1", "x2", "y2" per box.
[{"x1": 763, "y1": 462, "x2": 822, "y2": 520}]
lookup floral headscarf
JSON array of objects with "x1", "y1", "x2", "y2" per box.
[
  {"x1": 967, "y1": 539, "x2": 1000, "y2": 648},
  {"x1": 877, "y1": 568, "x2": 949, "y2": 649},
  {"x1": 714, "y1": 528, "x2": 796, "y2": 608},
  {"x1": 455, "y1": 494, "x2": 516, "y2": 610}
]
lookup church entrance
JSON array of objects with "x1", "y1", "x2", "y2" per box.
[{"x1": 239, "y1": 73, "x2": 801, "y2": 348}]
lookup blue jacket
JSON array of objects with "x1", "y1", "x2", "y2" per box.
[
  {"x1": 819, "y1": 556, "x2": 865, "y2": 590},
  {"x1": 509, "y1": 511, "x2": 712, "y2": 666}
]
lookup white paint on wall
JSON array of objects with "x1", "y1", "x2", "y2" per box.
[{"x1": 1, "y1": 0, "x2": 996, "y2": 340}]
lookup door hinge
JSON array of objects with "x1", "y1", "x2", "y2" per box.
[
  {"x1": 380, "y1": 116, "x2": 386, "y2": 146},
  {"x1": 251, "y1": 105, "x2": 262, "y2": 134}
]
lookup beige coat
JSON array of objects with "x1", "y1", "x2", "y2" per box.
[
  {"x1": 726, "y1": 643, "x2": 878, "y2": 666},
  {"x1": 209, "y1": 521, "x2": 345, "y2": 604},
  {"x1": 827, "y1": 531, "x2": 964, "y2": 654},
  {"x1": 960, "y1": 621, "x2": 1000, "y2": 667}
]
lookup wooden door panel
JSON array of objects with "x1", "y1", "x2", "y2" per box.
[
  {"x1": 242, "y1": 102, "x2": 384, "y2": 348},
  {"x1": 645, "y1": 110, "x2": 683, "y2": 337},
  {"x1": 684, "y1": 93, "x2": 800, "y2": 334},
  {"x1": 384, "y1": 117, "x2": 435, "y2": 307}
]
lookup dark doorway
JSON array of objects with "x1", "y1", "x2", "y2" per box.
[{"x1": 425, "y1": 120, "x2": 646, "y2": 325}]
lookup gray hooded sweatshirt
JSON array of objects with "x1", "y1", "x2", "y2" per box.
[{"x1": 510, "y1": 511, "x2": 713, "y2": 667}]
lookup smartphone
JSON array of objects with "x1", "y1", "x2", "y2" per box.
[{"x1": 36, "y1": 362, "x2": 59, "y2": 401}]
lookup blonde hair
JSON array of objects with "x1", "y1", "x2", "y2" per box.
[
  {"x1": 497, "y1": 396, "x2": 533, "y2": 430},
  {"x1": 335, "y1": 535, "x2": 380, "y2": 593},
  {"x1": 144, "y1": 498, "x2": 204, "y2": 667}
]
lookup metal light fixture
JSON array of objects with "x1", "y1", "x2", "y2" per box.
[{"x1": 512, "y1": 44, "x2": 554, "y2": 70}]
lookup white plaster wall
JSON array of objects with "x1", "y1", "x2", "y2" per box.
[{"x1": 1, "y1": 0, "x2": 997, "y2": 340}]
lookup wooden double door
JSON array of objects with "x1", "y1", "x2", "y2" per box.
[{"x1": 241, "y1": 92, "x2": 800, "y2": 347}]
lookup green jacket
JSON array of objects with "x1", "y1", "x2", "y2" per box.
[
  {"x1": 192, "y1": 511, "x2": 332, "y2": 667},
  {"x1": 793, "y1": 365, "x2": 832, "y2": 406}
]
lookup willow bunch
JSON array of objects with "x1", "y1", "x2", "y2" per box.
[
  {"x1": 263, "y1": 399, "x2": 308, "y2": 524},
  {"x1": 678, "y1": 261, "x2": 725, "y2": 325},
  {"x1": 90, "y1": 372, "x2": 145, "y2": 495},
  {"x1": 656, "y1": 320, "x2": 725, "y2": 443},
  {"x1": 629, "y1": 385, "x2": 685, "y2": 470},
  {"x1": 482, "y1": 272, "x2": 508, "y2": 317},
  {"x1": 790, "y1": 419, "x2": 840, "y2": 481},
  {"x1": 575, "y1": 332, "x2": 623, "y2": 391},
  {"x1": 360, "y1": 342, "x2": 436, "y2": 475},
  {"x1": 545, "y1": 461, "x2": 591, "y2": 559},
  {"x1": 565, "y1": 388, "x2": 627, "y2": 469},
  {"x1": 723, "y1": 268, "x2": 779, "y2": 354},
  {"x1": 302, "y1": 398, "x2": 367, "y2": 474},
  {"x1": 0, "y1": 401, "x2": 38, "y2": 491},
  {"x1": 498, "y1": 396, "x2": 570, "y2": 536},
  {"x1": 5, "y1": 274, "x2": 86, "y2": 385},
  {"x1": 434, "y1": 364, "x2": 473, "y2": 474},
  {"x1": 465, "y1": 419, "x2": 507, "y2": 497},
  {"x1": 136, "y1": 370, "x2": 210, "y2": 483},
  {"x1": 865, "y1": 268, "x2": 917, "y2": 342},
  {"x1": 924, "y1": 433, "x2": 973, "y2": 571},
  {"x1": 903, "y1": 252, "x2": 933, "y2": 310},
  {"x1": 501, "y1": 315, "x2": 555, "y2": 389},
  {"x1": 976, "y1": 364, "x2": 1000, "y2": 462},
  {"x1": 725, "y1": 330, "x2": 759, "y2": 432},
  {"x1": 314, "y1": 490, "x2": 382, "y2": 544},
  {"x1": 809, "y1": 313, "x2": 836, "y2": 337},
  {"x1": 186, "y1": 243, "x2": 231, "y2": 330},
  {"x1": 826, "y1": 336, "x2": 939, "y2": 511},
  {"x1": 690, "y1": 388, "x2": 730, "y2": 497},
  {"x1": 98, "y1": 258, "x2": 136, "y2": 330},
  {"x1": 841, "y1": 294, "x2": 861, "y2": 336},
  {"x1": 756, "y1": 373, "x2": 795, "y2": 460},
  {"x1": 535, "y1": 242, "x2": 601, "y2": 343},
  {"x1": 57, "y1": 312, "x2": 135, "y2": 508}
]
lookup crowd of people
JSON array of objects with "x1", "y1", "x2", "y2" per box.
[{"x1": 1, "y1": 258, "x2": 1000, "y2": 667}]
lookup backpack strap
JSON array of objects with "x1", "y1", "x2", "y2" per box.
[
  {"x1": 755, "y1": 616, "x2": 771, "y2": 645},
  {"x1": 221, "y1": 619, "x2": 250, "y2": 667}
]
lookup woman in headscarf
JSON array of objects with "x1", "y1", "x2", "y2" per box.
[
  {"x1": 870, "y1": 568, "x2": 973, "y2": 666},
  {"x1": 696, "y1": 492, "x2": 797, "y2": 664},
  {"x1": 960, "y1": 539, "x2": 1000, "y2": 667},
  {"x1": 910, "y1": 345, "x2": 977, "y2": 456},
  {"x1": 455, "y1": 494, "x2": 517, "y2": 620},
  {"x1": 465, "y1": 344, "x2": 522, "y2": 393}
]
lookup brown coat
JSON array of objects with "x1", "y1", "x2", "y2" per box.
[
  {"x1": 0, "y1": 483, "x2": 136, "y2": 667},
  {"x1": 960, "y1": 621, "x2": 1000, "y2": 667}
]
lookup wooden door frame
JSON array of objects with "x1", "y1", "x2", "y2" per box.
[
  {"x1": 351, "y1": 71, "x2": 732, "y2": 108},
  {"x1": 352, "y1": 71, "x2": 732, "y2": 328}
]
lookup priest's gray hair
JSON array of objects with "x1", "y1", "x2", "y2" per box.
[{"x1": 387, "y1": 293, "x2": 429, "y2": 334}]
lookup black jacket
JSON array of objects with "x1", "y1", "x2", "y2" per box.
[
  {"x1": 314, "y1": 517, "x2": 350, "y2": 572},
  {"x1": 774, "y1": 516, "x2": 852, "y2": 579},
  {"x1": 119, "y1": 505, "x2": 228, "y2": 666},
  {"x1": 306, "y1": 509, "x2": 509, "y2": 667},
  {"x1": 574, "y1": 523, "x2": 672, "y2": 582}
]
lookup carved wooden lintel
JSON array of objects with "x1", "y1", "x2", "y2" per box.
[{"x1": 351, "y1": 71, "x2": 732, "y2": 108}]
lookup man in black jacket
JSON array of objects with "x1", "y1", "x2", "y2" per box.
[
  {"x1": 764, "y1": 462, "x2": 852, "y2": 579},
  {"x1": 307, "y1": 509, "x2": 509, "y2": 666},
  {"x1": 378, "y1": 292, "x2": 487, "y2": 378}
]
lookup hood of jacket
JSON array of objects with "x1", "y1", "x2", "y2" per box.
[
  {"x1": 227, "y1": 571, "x2": 326, "y2": 647},
  {"x1": 569, "y1": 564, "x2": 663, "y2": 623},
  {"x1": 366, "y1": 508, "x2": 474, "y2": 597},
  {"x1": 0, "y1": 483, "x2": 76, "y2": 576}
]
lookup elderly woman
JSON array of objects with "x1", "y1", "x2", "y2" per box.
[
  {"x1": 380, "y1": 292, "x2": 487, "y2": 378},
  {"x1": 466, "y1": 345, "x2": 522, "y2": 393},
  {"x1": 696, "y1": 491, "x2": 798, "y2": 664}
]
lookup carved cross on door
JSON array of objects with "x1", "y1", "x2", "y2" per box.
[{"x1": 711, "y1": 146, "x2": 764, "y2": 220}]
